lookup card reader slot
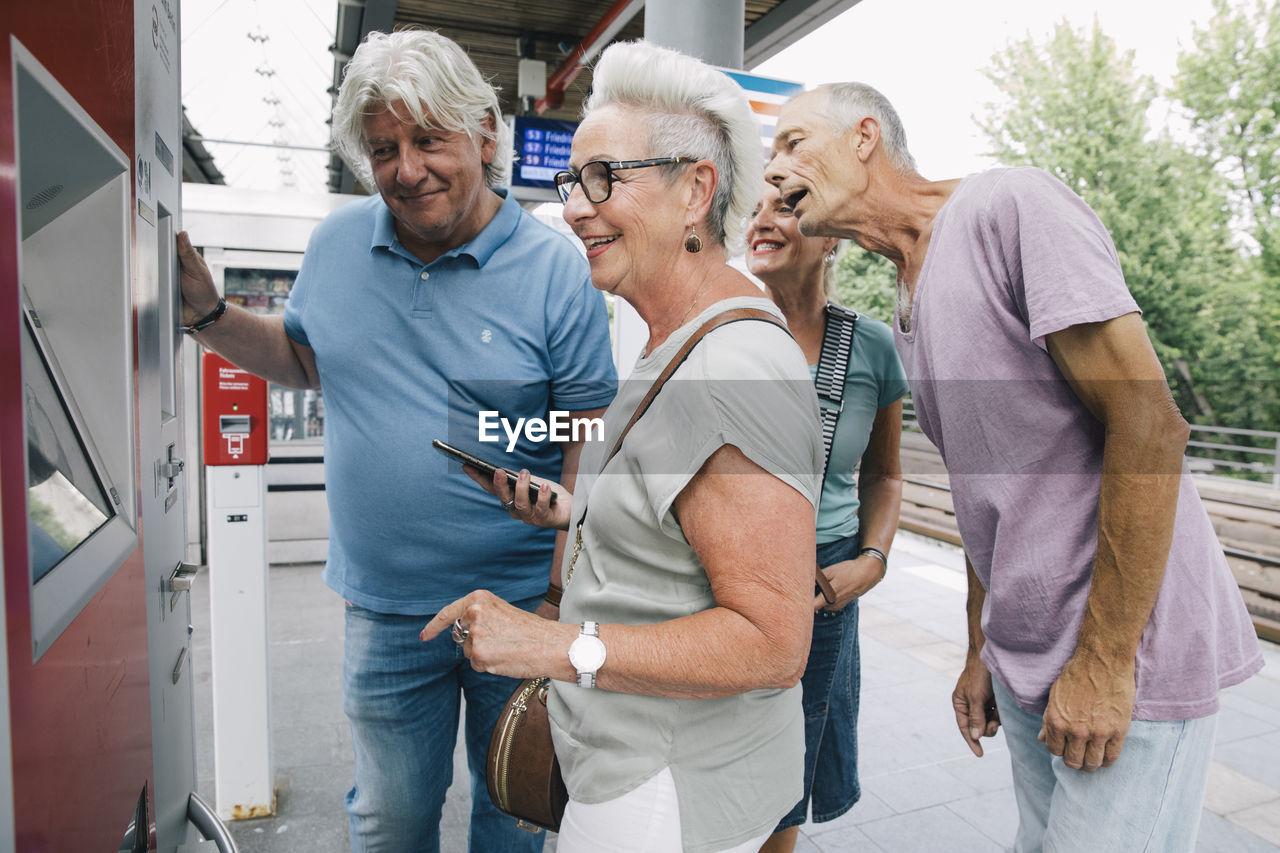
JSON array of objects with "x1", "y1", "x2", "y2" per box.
[{"x1": 218, "y1": 414, "x2": 251, "y2": 435}]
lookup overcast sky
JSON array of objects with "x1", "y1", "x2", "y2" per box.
[
  {"x1": 182, "y1": 0, "x2": 337, "y2": 193},
  {"x1": 180, "y1": 0, "x2": 1222, "y2": 193},
  {"x1": 756, "y1": 0, "x2": 1219, "y2": 180}
]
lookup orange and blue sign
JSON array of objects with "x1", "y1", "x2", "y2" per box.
[{"x1": 720, "y1": 69, "x2": 805, "y2": 162}]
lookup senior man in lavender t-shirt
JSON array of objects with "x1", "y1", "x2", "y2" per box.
[{"x1": 765, "y1": 82, "x2": 1264, "y2": 852}]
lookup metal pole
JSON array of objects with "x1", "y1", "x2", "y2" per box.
[
  {"x1": 187, "y1": 792, "x2": 241, "y2": 853},
  {"x1": 185, "y1": 136, "x2": 331, "y2": 153},
  {"x1": 207, "y1": 464, "x2": 275, "y2": 819},
  {"x1": 608, "y1": 0, "x2": 747, "y2": 378},
  {"x1": 535, "y1": 0, "x2": 644, "y2": 113},
  {"x1": 644, "y1": 0, "x2": 745, "y2": 68},
  {"x1": 1273, "y1": 435, "x2": 1279, "y2": 489}
]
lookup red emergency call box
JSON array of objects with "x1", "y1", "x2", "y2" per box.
[{"x1": 202, "y1": 351, "x2": 269, "y2": 466}]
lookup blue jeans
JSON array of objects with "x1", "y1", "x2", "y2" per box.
[
  {"x1": 776, "y1": 534, "x2": 863, "y2": 830},
  {"x1": 992, "y1": 677, "x2": 1217, "y2": 853},
  {"x1": 342, "y1": 596, "x2": 546, "y2": 853}
]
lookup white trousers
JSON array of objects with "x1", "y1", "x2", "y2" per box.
[{"x1": 555, "y1": 767, "x2": 772, "y2": 853}]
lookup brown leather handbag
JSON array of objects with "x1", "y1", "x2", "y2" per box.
[
  {"x1": 484, "y1": 308, "x2": 795, "y2": 832},
  {"x1": 485, "y1": 676, "x2": 568, "y2": 832}
]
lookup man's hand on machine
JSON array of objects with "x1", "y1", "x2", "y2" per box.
[{"x1": 176, "y1": 231, "x2": 223, "y2": 324}]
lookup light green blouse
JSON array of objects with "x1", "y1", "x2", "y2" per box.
[{"x1": 549, "y1": 297, "x2": 824, "y2": 853}]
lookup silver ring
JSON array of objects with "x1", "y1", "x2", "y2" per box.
[
  {"x1": 501, "y1": 499, "x2": 516, "y2": 510},
  {"x1": 451, "y1": 617, "x2": 469, "y2": 644}
]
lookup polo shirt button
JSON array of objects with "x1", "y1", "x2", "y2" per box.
[{"x1": 420, "y1": 270, "x2": 430, "y2": 280}]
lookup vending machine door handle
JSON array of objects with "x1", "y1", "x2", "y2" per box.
[
  {"x1": 167, "y1": 562, "x2": 200, "y2": 593},
  {"x1": 158, "y1": 458, "x2": 185, "y2": 480},
  {"x1": 167, "y1": 562, "x2": 201, "y2": 612}
]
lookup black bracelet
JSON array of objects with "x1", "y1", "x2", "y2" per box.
[
  {"x1": 859, "y1": 546, "x2": 888, "y2": 565},
  {"x1": 183, "y1": 298, "x2": 227, "y2": 334}
]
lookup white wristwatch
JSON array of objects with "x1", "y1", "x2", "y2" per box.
[{"x1": 568, "y1": 621, "x2": 607, "y2": 688}]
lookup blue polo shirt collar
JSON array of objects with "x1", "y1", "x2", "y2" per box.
[{"x1": 370, "y1": 188, "x2": 519, "y2": 268}]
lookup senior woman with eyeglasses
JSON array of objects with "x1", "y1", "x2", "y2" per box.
[{"x1": 421, "y1": 40, "x2": 825, "y2": 853}]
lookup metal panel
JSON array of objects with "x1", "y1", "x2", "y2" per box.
[
  {"x1": 744, "y1": 0, "x2": 864, "y2": 66},
  {"x1": 138, "y1": 0, "x2": 204, "y2": 844},
  {"x1": 2, "y1": 7, "x2": 154, "y2": 849},
  {"x1": 16, "y1": 42, "x2": 137, "y2": 660},
  {"x1": 0, "y1": 472, "x2": 11, "y2": 851}
]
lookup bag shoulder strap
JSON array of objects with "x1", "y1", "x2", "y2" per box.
[
  {"x1": 811, "y1": 303, "x2": 858, "y2": 605},
  {"x1": 602, "y1": 306, "x2": 788, "y2": 471},
  {"x1": 814, "y1": 302, "x2": 858, "y2": 480},
  {"x1": 567, "y1": 305, "x2": 837, "y2": 605}
]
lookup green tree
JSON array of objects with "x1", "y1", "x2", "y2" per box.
[
  {"x1": 1172, "y1": 0, "x2": 1280, "y2": 249},
  {"x1": 977, "y1": 20, "x2": 1267, "y2": 427},
  {"x1": 1171, "y1": 0, "x2": 1280, "y2": 432},
  {"x1": 833, "y1": 246, "x2": 897, "y2": 325}
]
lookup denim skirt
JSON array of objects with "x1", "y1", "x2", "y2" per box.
[{"x1": 775, "y1": 533, "x2": 863, "y2": 830}]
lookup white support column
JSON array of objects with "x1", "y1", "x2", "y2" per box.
[
  {"x1": 608, "y1": 0, "x2": 749, "y2": 373},
  {"x1": 644, "y1": 0, "x2": 745, "y2": 68},
  {"x1": 207, "y1": 464, "x2": 274, "y2": 819}
]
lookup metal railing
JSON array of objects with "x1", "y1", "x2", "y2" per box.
[
  {"x1": 900, "y1": 397, "x2": 1280, "y2": 489},
  {"x1": 902, "y1": 398, "x2": 920, "y2": 433},
  {"x1": 1186, "y1": 424, "x2": 1280, "y2": 488}
]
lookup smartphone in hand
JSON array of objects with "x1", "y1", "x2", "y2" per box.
[{"x1": 431, "y1": 439, "x2": 556, "y2": 507}]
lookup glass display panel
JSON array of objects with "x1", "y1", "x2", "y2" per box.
[
  {"x1": 223, "y1": 267, "x2": 324, "y2": 441},
  {"x1": 223, "y1": 267, "x2": 293, "y2": 314},
  {"x1": 511, "y1": 115, "x2": 577, "y2": 190},
  {"x1": 22, "y1": 316, "x2": 113, "y2": 582}
]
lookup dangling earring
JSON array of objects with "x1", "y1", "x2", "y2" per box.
[
  {"x1": 684, "y1": 225, "x2": 703, "y2": 254},
  {"x1": 825, "y1": 250, "x2": 838, "y2": 265}
]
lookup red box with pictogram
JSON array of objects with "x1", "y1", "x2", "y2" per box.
[{"x1": 202, "y1": 351, "x2": 269, "y2": 466}]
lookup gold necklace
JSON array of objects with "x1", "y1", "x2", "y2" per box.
[
  {"x1": 643, "y1": 267, "x2": 729, "y2": 358},
  {"x1": 676, "y1": 267, "x2": 726, "y2": 329}
]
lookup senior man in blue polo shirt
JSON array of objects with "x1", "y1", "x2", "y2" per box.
[{"x1": 176, "y1": 29, "x2": 617, "y2": 853}]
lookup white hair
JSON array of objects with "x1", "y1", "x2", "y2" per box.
[
  {"x1": 585, "y1": 41, "x2": 763, "y2": 251},
  {"x1": 811, "y1": 82, "x2": 917, "y2": 175},
  {"x1": 331, "y1": 29, "x2": 511, "y2": 191}
]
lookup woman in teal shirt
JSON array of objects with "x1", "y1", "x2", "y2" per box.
[{"x1": 746, "y1": 187, "x2": 910, "y2": 853}]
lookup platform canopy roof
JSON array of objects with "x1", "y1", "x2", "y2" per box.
[{"x1": 326, "y1": 0, "x2": 861, "y2": 192}]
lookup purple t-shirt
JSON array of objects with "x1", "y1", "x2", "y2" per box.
[{"x1": 895, "y1": 167, "x2": 1262, "y2": 720}]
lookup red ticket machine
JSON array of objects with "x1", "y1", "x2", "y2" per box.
[
  {"x1": 200, "y1": 351, "x2": 275, "y2": 818},
  {"x1": 202, "y1": 352, "x2": 268, "y2": 466}
]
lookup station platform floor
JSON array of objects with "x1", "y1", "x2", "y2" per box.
[{"x1": 191, "y1": 532, "x2": 1280, "y2": 852}]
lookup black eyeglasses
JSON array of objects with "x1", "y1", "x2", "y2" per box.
[{"x1": 553, "y1": 157, "x2": 698, "y2": 204}]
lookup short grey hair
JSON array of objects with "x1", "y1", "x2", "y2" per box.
[
  {"x1": 331, "y1": 29, "x2": 511, "y2": 191},
  {"x1": 811, "y1": 83, "x2": 917, "y2": 175},
  {"x1": 585, "y1": 41, "x2": 763, "y2": 251}
]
